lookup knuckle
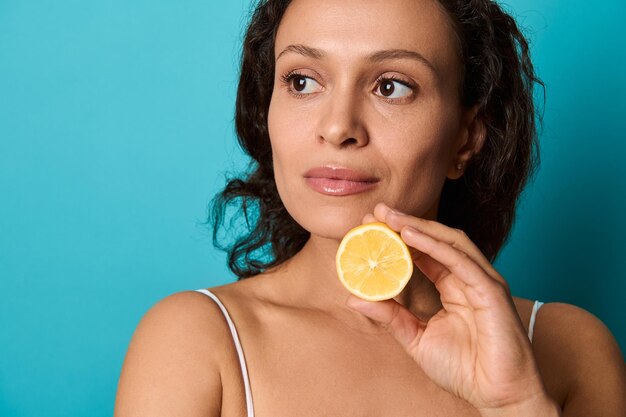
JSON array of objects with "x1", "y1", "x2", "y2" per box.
[
  {"x1": 491, "y1": 279, "x2": 510, "y2": 298},
  {"x1": 499, "y1": 278, "x2": 512, "y2": 295},
  {"x1": 380, "y1": 301, "x2": 401, "y2": 331},
  {"x1": 454, "y1": 228, "x2": 468, "y2": 240},
  {"x1": 457, "y1": 250, "x2": 471, "y2": 262}
]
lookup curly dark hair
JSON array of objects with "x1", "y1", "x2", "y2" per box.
[{"x1": 208, "y1": 0, "x2": 543, "y2": 279}]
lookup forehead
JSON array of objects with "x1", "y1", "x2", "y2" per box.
[{"x1": 275, "y1": 0, "x2": 461, "y2": 76}]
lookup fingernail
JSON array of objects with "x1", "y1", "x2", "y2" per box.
[
  {"x1": 403, "y1": 226, "x2": 421, "y2": 237},
  {"x1": 346, "y1": 295, "x2": 369, "y2": 310},
  {"x1": 346, "y1": 296, "x2": 360, "y2": 309}
]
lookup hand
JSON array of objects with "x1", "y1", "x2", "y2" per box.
[{"x1": 346, "y1": 203, "x2": 560, "y2": 416}]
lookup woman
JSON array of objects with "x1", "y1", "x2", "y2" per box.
[{"x1": 115, "y1": 0, "x2": 626, "y2": 415}]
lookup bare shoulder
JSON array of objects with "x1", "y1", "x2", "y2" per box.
[
  {"x1": 526, "y1": 300, "x2": 626, "y2": 415},
  {"x1": 114, "y1": 290, "x2": 233, "y2": 417}
]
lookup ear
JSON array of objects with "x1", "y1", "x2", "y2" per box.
[{"x1": 447, "y1": 105, "x2": 486, "y2": 180}]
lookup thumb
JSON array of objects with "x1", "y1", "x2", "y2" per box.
[{"x1": 346, "y1": 295, "x2": 426, "y2": 353}]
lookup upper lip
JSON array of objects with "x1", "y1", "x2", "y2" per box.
[{"x1": 304, "y1": 166, "x2": 379, "y2": 182}]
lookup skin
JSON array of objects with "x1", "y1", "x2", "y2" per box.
[{"x1": 114, "y1": 0, "x2": 626, "y2": 415}]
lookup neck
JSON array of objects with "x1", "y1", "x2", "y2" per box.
[{"x1": 269, "y1": 233, "x2": 442, "y2": 326}]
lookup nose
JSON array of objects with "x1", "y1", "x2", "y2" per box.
[{"x1": 316, "y1": 88, "x2": 369, "y2": 148}]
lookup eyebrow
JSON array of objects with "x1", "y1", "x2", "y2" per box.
[
  {"x1": 276, "y1": 44, "x2": 324, "y2": 62},
  {"x1": 275, "y1": 44, "x2": 438, "y2": 75}
]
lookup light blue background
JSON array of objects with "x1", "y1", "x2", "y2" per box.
[{"x1": 1, "y1": 1, "x2": 624, "y2": 416}]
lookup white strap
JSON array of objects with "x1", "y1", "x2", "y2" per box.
[
  {"x1": 528, "y1": 300, "x2": 544, "y2": 343},
  {"x1": 195, "y1": 289, "x2": 254, "y2": 417}
]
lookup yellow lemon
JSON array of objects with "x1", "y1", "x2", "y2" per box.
[{"x1": 336, "y1": 222, "x2": 413, "y2": 301}]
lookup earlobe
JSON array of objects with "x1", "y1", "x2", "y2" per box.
[
  {"x1": 447, "y1": 161, "x2": 466, "y2": 180},
  {"x1": 447, "y1": 106, "x2": 486, "y2": 180}
]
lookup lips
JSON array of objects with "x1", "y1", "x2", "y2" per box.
[
  {"x1": 303, "y1": 166, "x2": 379, "y2": 196},
  {"x1": 303, "y1": 167, "x2": 379, "y2": 182}
]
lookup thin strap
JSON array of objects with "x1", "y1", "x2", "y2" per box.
[
  {"x1": 195, "y1": 289, "x2": 255, "y2": 417},
  {"x1": 528, "y1": 300, "x2": 544, "y2": 343}
]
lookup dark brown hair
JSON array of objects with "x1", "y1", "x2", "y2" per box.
[{"x1": 209, "y1": 0, "x2": 543, "y2": 279}]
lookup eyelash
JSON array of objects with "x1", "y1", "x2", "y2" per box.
[
  {"x1": 279, "y1": 70, "x2": 417, "y2": 102},
  {"x1": 280, "y1": 70, "x2": 311, "y2": 99},
  {"x1": 374, "y1": 74, "x2": 416, "y2": 103}
]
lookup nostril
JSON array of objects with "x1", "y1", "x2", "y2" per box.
[{"x1": 319, "y1": 131, "x2": 367, "y2": 146}]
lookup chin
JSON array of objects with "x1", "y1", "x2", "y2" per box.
[{"x1": 283, "y1": 199, "x2": 371, "y2": 241}]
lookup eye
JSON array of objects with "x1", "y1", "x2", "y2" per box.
[
  {"x1": 281, "y1": 72, "x2": 323, "y2": 96},
  {"x1": 375, "y1": 77, "x2": 414, "y2": 100}
]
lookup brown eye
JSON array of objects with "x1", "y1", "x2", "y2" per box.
[
  {"x1": 375, "y1": 78, "x2": 413, "y2": 100},
  {"x1": 292, "y1": 75, "x2": 307, "y2": 92},
  {"x1": 380, "y1": 80, "x2": 395, "y2": 97},
  {"x1": 283, "y1": 73, "x2": 322, "y2": 95}
]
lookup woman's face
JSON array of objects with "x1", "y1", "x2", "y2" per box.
[{"x1": 268, "y1": 0, "x2": 475, "y2": 240}]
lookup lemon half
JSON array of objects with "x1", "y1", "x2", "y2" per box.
[{"x1": 336, "y1": 222, "x2": 413, "y2": 301}]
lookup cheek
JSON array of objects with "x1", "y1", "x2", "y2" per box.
[
  {"x1": 268, "y1": 92, "x2": 307, "y2": 157},
  {"x1": 398, "y1": 122, "x2": 455, "y2": 174},
  {"x1": 386, "y1": 142, "x2": 448, "y2": 210},
  {"x1": 268, "y1": 96, "x2": 290, "y2": 160},
  {"x1": 373, "y1": 88, "x2": 461, "y2": 157},
  {"x1": 379, "y1": 110, "x2": 459, "y2": 213},
  {"x1": 267, "y1": 103, "x2": 287, "y2": 193},
  {"x1": 268, "y1": 92, "x2": 320, "y2": 171},
  {"x1": 267, "y1": 96, "x2": 307, "y2": 207}
]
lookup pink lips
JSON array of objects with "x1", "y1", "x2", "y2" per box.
[{"x1": 303, "y1": 166, "x2": 379, "y2": 196}]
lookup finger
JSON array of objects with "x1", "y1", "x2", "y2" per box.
[
  {"x1": 403, "y1": 242, "x2": 472, "y2": 309},
  {"x1": 374, "y1": 203, "x2": 504, "y2": 286},
  {"x1": 375, "y1": 202, "x2": 490, "y2": 269},
  {"x1": 346, "y1": 295, "x2": 426, "y2": 354},
  {"x1": 361, "y1": 213, "x2": 377, "y2": 224},
  {"x1": 363, "y1": 208, "x2": 479, "y2": 308},
  {"x1": 401, "y1": 226, "x2": 509, "y2": 308}
]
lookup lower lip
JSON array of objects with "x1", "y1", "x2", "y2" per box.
[{"x1": 305, "y1": 177, "x2": 378, "y2": 196}]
